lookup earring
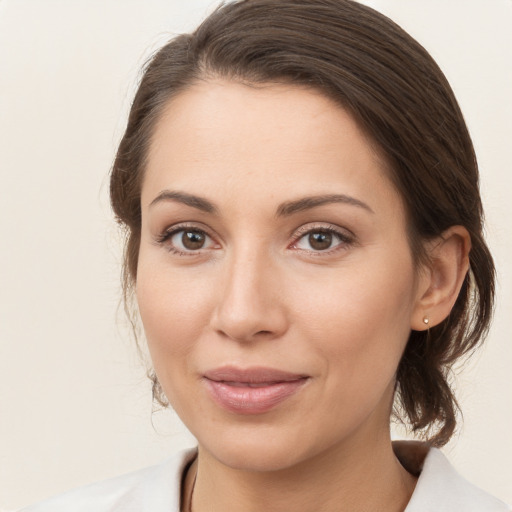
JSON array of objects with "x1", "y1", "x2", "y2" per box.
[{"x1": 423, "y1": 316, "x2": 429, "y2": 325}]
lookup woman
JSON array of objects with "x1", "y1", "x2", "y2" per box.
[{"x1": 21, "y1": 0, "x2": 510, "y2": 510}]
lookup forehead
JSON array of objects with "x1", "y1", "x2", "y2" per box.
[{"x1": 143, "y1": 79, "x2": 401, "y2": 216}]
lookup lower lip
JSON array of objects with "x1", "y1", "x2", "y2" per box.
[{"x1": 204, "y1": 378, "x2": 308, "y2": 414}]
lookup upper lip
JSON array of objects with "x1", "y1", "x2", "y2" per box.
[{"x1": 203, "y1": 366, "x2": 308, "y2": 384}]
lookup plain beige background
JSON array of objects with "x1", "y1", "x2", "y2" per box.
[{"x1": 0, "y1": 1, "x2": 511, "y2": 510}]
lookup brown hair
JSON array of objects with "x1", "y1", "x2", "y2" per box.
[{"x1": 110, "y1": 0, "x2": 495, "y2": 447}]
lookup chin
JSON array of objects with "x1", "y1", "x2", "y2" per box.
[
  {"x1": 195, "y1": 421, "x2": 339, "y2": 474},
  {"x1": 205, "y1": 439, "x2": 307, "y2": 473}
]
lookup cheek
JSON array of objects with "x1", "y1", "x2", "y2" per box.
[
  {"x1": 135, "y1": 265, "x2": 215, "y2": 372},
  {"x1": 289, "y1": 254, "x2": 416, "y2": 380},
  {"x1": 291, "y1": 267, "x2": 416, "y2": 433}
]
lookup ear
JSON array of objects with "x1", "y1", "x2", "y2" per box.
[{"x1": 411, "y1": 226, "x2": 471, "y2": 331}]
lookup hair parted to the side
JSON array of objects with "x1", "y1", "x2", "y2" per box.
[{"x1": 110, "y1": 0, "x2": 495, "y2": 447}]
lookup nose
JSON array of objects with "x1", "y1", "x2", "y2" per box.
[{"x1": 210, "y1": 248, "x2": 289, "y2": 343}]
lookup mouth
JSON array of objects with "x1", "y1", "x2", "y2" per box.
[{"x1": 202, "y1": 366, "x2": 309, "y2": 414}]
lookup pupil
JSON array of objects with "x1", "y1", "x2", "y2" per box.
[
  {"x1": 182, "y1": 231, "x2": 205, "y2": 250},
  {"x1": 309, "y1": 232, "x2": 332, "y2": 250}
]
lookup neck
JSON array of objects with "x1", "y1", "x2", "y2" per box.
[{"x1": 186, "y1": 434, "x2": 417, "y2": 512}]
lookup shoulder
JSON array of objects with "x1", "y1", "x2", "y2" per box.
[
  {"x1": 405, "y1": 445, "x2": 510, "y2": 512},
  {"x1": 19, "y1": 449, "x2": 197, "y2": 512}
]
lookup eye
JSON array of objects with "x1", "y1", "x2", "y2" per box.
[
  {"x1": 292, "y1": 226, "x2": 353, "y2": 253},
  {"x1": 172, "y1": 229, "x2": 210, "y2": 250},
  {"x1": 157, "y1": 226, "x2": 218, "y2": 254},
  {"x1": 300, "y1": 231, "x2": 334, "y2": 251}
]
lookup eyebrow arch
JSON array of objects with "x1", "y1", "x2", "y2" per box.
[
  {"x1": 149, "y1": 190, "x2": 218, "y2": 214},
  {"x1": 276, "y1": 194, "x2": 374, "y2": 217}
]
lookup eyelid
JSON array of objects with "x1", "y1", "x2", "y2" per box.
[
  {"x1": 154, "y1": 222, "x2": 221, "y2": 254},
  {"x1": 291, "y1": 222, "x2": 355, "y2": 240},
  {"x1": 288, "y1": 223, "x2": 356, "y2": 253}
]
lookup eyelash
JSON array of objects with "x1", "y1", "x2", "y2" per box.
[
  {"x1": 154, "y1": 223, "x2": 355, "y2": 257},
  {"x1": 154, "y1": 223, "x2": 216, "y2": 256},
  {"x1": 290, "y1": 224, "x2": 355, "y2": 255}
]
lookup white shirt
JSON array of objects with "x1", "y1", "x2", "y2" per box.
[{"x1": 20, "y1": 445, "x2": 510, "y2": 511}]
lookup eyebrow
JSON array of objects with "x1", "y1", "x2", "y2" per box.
[
  {"x1": 276, "y1": 194, "x2": 374, "y2": 217},
  {"x1": 148, "y1": 190, "x2": 373, "y2": 216},
  {"x1": 149, "y1": 190, "x2": 218, "y2": 214}
]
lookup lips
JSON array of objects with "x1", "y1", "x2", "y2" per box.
[{"x1": 203, "y1": 366, "x2": 309, "y2": 414}]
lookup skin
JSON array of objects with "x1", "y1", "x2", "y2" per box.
[{"x1": 136, "y1": 80, "x2": 470, "y2": 512}]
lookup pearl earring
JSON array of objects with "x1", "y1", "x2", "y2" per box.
[{"x1": 423, "y1": 316, "x2": 429, "y2": 325}]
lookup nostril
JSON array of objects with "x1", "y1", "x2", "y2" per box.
[{"x1": 256, "y1": 330, "x2": 273, "y2": 336}]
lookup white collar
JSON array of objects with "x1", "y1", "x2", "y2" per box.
[
  {"x1": 22, "y1": 444, "x2": 509, "y2": 511},
  {"x1": 168, "y1": 444, "x2": 510, "y2": 512},
  {"x1": 403, "y1": 445, "x2": 509, "y2": 511}
]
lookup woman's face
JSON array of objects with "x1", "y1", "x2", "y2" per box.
[{"x1": 137, "y1": 80, "x2": 425, "y2": 471}]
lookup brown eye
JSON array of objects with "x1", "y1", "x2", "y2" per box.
[
  {"x1": 308, "y1": 232, "x2": 333, "y2": 250},
  {"x1": 164, "y1": 228, "x2": 215, "y2": 253},
  {"x1": 293, "y1": 227, "x2": 352, "y2": 253},
  {"x1": 182, "y1": 230, "x2": 206, "y2": 250}
]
